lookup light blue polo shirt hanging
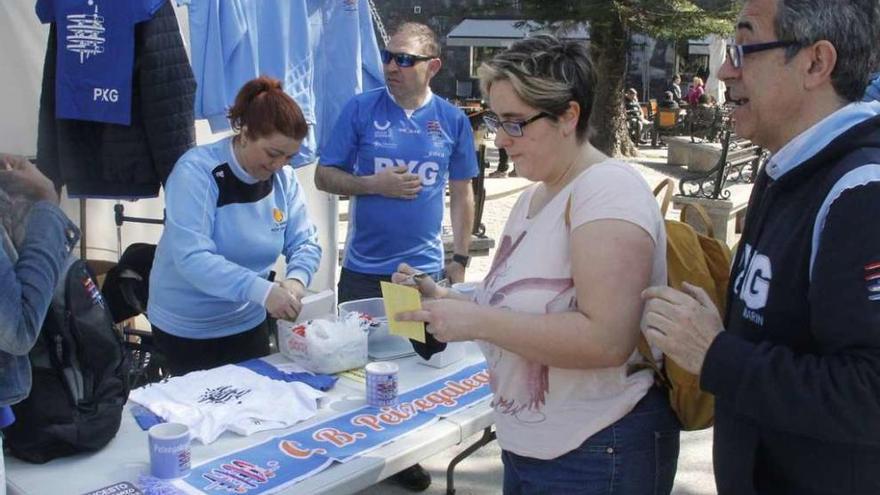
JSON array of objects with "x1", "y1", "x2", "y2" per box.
[
  {"x1": 179, "y1": 0, "x2": 383, "y2": 167},
  {"x1": 36, "y1": 0, "x2": 165, "y2": 125}
]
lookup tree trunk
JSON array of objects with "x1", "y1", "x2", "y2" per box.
[{"x1": 588, "y1": 18, "x2": 637, "y2": 158}]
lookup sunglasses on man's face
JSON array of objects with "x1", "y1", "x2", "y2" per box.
[{"x1": 380, "y1": 49, "x2": 435, "y2": 68}]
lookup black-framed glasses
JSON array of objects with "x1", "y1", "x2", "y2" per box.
[
  {"x1": 380, "y1": 49, "x2": 435, "y2": 68},
  {"x1": 726, "y1": 40, "x2": 801, "y2": 69},
  {"x1": 483, "y1": 112, "x2": 552, "y2": 137}
]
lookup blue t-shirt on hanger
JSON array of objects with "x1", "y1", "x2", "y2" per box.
[{"x1": 36, "y1": 0, "x2": 165, "y2": 125}]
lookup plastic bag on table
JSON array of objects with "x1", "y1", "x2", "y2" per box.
[{"x1": 277, "y1": 312, "x2": 369, "y2": 374}]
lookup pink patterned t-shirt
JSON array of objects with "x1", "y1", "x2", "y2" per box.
[{"x1": 475, "y1": 160, "x2": 667, "y2": 459}]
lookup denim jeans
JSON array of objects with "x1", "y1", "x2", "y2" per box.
[
  {"x1": 337, "y1": 267, "x2": 444, "y2": 304},
  {"x1": 502, "y1": 387, "x2": 681, "y2": 495}
]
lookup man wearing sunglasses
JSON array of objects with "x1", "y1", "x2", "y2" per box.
[
  {"x1": 640, "y1": 0, "x2": 880, "y2": 494},
  {"x1": 315, "y1": 23, "x2": 478, "y2": 491}
]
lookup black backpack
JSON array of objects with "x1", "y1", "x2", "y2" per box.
[{"x1": 4, "y1": 257, "x2": 130, "y2": 463}]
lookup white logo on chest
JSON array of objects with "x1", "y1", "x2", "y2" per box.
[
  {"x1": 733, "y1": 243, "x2": 772, "y2": 324},
  {"x1": 374, "y1": 157, "x2": 439, "y2": 186}
]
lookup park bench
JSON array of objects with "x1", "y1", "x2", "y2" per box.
[
  {"x1": 672, "y1": 130, "x2": 768, "y2": 245},
  {"x1": 687, "y1": 105, "x2": 724, "y2": 143},
  {"x1": 678, "y1": 129, "x2": 764, "y2": 199}
]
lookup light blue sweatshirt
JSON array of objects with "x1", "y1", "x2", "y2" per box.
[{"x1": 147, "y1": 136, "x2": 321, "y2": 339}]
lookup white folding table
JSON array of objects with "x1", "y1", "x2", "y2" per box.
[{"x1": 5, "y1": 344, "x2": 495, "y2": 495}]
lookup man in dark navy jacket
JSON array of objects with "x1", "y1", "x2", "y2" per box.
[{"x1": 640, "y1": 0, "x2": 880, "y2": 494}]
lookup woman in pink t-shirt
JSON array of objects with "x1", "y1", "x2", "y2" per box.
[{"x1": 395, "y1": 35, "x2": 680, "y2": 494}]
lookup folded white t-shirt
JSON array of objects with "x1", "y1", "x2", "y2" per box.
[{"x1": 130, "y1": 365, "x2": 324, "y2": 443}]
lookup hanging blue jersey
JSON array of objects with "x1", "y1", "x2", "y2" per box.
[
  {"x1": 176, "y1": 0, "x2": 258, "y2": 133},
  {"x1": 253, "y1": 0, "x2": 315, "y2": 167},
  {"x1": 179, "y1": 0, "x2": 314, "y2": 165},
  {"x1": 320, "y1": 88, "x2": 479, "y2": 275},
  {"x1": 179, "y1": 0, "x2": 382, "y2": 167},
  {"x1": 36, "y1": 0, "x2": 165, "y2": 125},
  {"x1": 311, "y1": 0, "x2": 384, "y2": 155}
]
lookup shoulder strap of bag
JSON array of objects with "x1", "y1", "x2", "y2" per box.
[{"x1": 679, "y1": 203, "x2": 715, "y2": 238}]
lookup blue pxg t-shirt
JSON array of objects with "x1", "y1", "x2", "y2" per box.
[
  {"x1": 36, "y1": 0, "x2": 165, "y2": 125},
  {"x1": 320, "y1": 88, "x2": 478, "y2": 275}
]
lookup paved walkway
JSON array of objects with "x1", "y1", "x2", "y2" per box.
[{"x1": 357, "y1": 144, "x2": 718, "y2": 495}]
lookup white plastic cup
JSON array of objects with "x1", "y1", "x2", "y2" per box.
[
  {"x1": 365, "y1": 361, "x2": 399, "y2": 407},
  {"x1": 148, "y1": 422, "x2": 192, "y2": 479}
]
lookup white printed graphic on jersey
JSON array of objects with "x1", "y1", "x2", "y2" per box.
[
  {"x1": 66, "y1": 1, "x2": 106, "y2": 64},
  {"x1": 374, "y1": 157, "x2": 440, "y2": 186}
]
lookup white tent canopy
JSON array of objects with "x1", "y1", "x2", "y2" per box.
[{"x1": 705, "y1": 35, "x2": 728, "y2": 105}]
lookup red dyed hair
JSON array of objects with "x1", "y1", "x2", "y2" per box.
[{"x1": 227, "y1": 76, "x2": 308, "y2": 140}]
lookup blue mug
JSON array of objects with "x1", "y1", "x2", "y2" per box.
[{"x1": 148, "y1": 422, "x2": 191, "y2": 479}]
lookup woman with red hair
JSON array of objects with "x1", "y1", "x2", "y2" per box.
[{"x1": 148, "y1": 76, "x2": 321, "y2": 375}]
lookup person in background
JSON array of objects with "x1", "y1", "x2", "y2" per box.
[
  {"x1": 396, "y1": 35, "x2": 680, "y2": 495},
  {"x1": 625, "y1": 88, "x2": 651, "y2": 144},
  {"x1": 686, "y1": 76, "x2": 705, "y2": 106},
  {"x1": 147, "y1": 76, "x2": 321, "y2": 376},
  {"x1": 660, "y1": 90, "x2": 680, "y2": 110},
  {"x1": 0, "y1": 155, "x2": 79, "y2": 495},
  {"x1": 315, "y1": 22, "x2": 478, "y2": 491},
  {"x1": 488, "y1": 147, "x2": 513, "y2": 178},
  {"x1": 668, "y1": 74, "x2": 683, "y2": 102},
  {"x1": 641, "y1": 0, "x2": 880, "y2": 493}
]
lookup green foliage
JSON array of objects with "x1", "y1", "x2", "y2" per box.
[
  {"x1": 477, "y1": 0, "x2": 739, "y2": 156},
  {"x1": 518, "y1": 0, "x2": 737, "y2": 40}
]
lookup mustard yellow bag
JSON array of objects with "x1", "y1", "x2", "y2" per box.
[{"x1": 639, "y1": 202, "x2": 731, "y2": 430}]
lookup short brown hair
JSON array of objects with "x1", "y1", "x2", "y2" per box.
[
  {"x1": 392, "y1": 22, "x2": 440, "y2": 58},
  {"x1": 227, "y1": 76, "x2": 308, "y2": 141},
  {"x1": 478, "y1": 35, "x2": 595, "y2": 144}
]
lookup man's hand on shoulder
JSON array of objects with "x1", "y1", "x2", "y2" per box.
[
  {"x1": 640, "y1": 282, "x2": 723, "y2": 374},
  {"x1": 369, "y1": 165, "x2": 422, "y2": 199}
]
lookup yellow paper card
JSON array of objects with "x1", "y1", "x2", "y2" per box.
[
  {"x1": 380, "y1": 281, "x2": 426, "y2": 343},
  {"x1": 337, "y1": 367, "x2": 366, "y2": 383}
]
